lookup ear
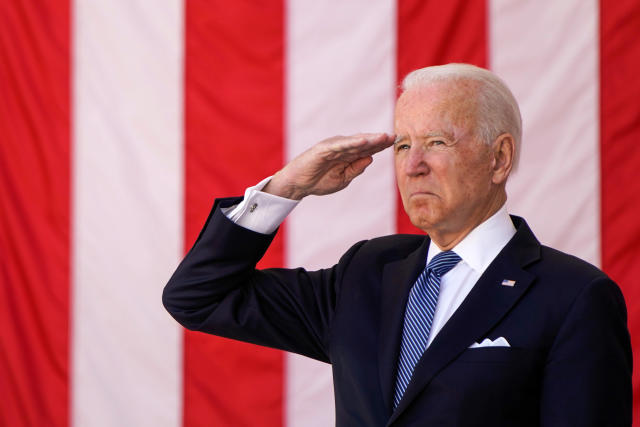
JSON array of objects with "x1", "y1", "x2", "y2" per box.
[{"x1": 490, "y1": 133, "x2": 515, "y2": 184}]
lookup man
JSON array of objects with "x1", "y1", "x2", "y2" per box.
[{"x1": 163, "y1": 64, "x2": 632, "y2": 426}]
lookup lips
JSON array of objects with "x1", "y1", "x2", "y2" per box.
[{"x1": 409, "y1": 191, "x2": 437, "y2": 198}]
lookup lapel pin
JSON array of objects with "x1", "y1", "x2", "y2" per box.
[{"x1": 501, "y1": 279, "x2": 516, "y2": 287}]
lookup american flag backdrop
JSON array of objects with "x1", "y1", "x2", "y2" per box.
[{"x1": 1, "y1": 0, "x2": 639, "y2": 425}]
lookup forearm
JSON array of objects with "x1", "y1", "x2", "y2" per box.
[
  {"x1": 162, "y1": 196, "x2": 341, "y2": 361},
  {"x1": 162, "y1": 196, "x2": 277, "y2": 331}
]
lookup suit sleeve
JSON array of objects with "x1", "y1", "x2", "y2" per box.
[
  {"x1": 162, "y1": 197, "x2": 363, "y2": 363},
  {"x1": 540, "y1": 276, "x2": 632, "y2": 426}
]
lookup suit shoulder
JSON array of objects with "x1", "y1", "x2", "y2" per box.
[
  {"x1": 338, "y1": 233, "x2": 426, "y2": 266},
  {"x1": 510, "y1": 216, "x2": 616, "y2": 297},
  {"x1": 359, "y1": 233, "x2": 426, "y2": 258},
  {"x1": 533, "y1": 245, "x2": 619, "y2": 301},
  {"x1": 537, "y1": 245, "x2": 607, "y2": 281}
]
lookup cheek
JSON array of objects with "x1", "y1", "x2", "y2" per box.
[
  {"x1": 394, "y1": 158, "x2": 408, "y2": 190},
  {"x1": 453, "y1": 155, "x2": 493, "y2": 198}
]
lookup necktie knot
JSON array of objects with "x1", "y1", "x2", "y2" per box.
[{"x1": 427, "y1": 250, "x2": 461, "y2": 278}]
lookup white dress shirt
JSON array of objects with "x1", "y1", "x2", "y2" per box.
[
  {"x1": 424, "y1": 205, "x2": 515, "y2": 347},
  {"x1": 223, "y1": 178, "x2": 517, "y2": 348},
  {"x1": 223, "y1": 176, "x2": 299, "y2": 234}
]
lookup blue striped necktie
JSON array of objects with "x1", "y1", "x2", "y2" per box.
[{"x1": 393, "y1": 250, "x2": 461, "y2": 408}]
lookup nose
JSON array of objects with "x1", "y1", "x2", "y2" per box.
[{"x1": 402, "y1": 144, "x2": 429, "y2": 177}]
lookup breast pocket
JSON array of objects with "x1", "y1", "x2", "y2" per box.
[
  {"x1": 427, "y1": 347, "x2": 544, "y2": 425},
  {"x1": 444, "y1": 346, "x2": 543, "y2": 394},
  {"x1": 456, "y1": 346, "x2": 532, "y2": 363}
]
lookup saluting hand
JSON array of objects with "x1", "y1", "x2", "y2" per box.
[{"x1": 263, "y1": 133, "x2": 395, "y2": 200}]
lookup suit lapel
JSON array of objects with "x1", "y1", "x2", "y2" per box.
[
  {"x1": 378, "y1": 237, "x2": 430, "y2": 413},
  {"x1": 387, "y1": 216, "x2": 541, "y2": 425}
]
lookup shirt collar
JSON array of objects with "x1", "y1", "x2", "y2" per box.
[{"x1": 426, "y1": 204, "x2": 516, "y2": 274}]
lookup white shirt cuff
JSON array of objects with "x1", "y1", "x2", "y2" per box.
[{"x1": 222, "y1": 176, "x2": 299, "y2": 234}]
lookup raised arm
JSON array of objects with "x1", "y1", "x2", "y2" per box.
[
  {"x1": 263, "y1": 133, "x2": 394, "y2": 199},
  {"x1": 163, "y1": 133, "x2": 393, "y2": 360}
]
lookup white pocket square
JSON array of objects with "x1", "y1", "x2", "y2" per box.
[{"x1": 469, "y1": 337, "x2": 511, "y2": 348}]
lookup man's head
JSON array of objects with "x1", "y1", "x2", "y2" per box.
[{"x1": 394, "y1": 64, "x2": 521, "y2": 248}]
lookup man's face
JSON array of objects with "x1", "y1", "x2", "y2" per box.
[{"x1": 394, "y1": 81, "x2": 498, "y2": 239}]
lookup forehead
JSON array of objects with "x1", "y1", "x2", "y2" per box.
[{"x1": 394, "y1": 81, "x2": 479, "y2": 135}]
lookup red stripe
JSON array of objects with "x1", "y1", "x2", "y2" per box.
[
  {"x1": 395, "y1": 0, "x2": 488, "y2": 234},
  {"x1": 0, "y1": 1, "x2": 70, "y2": 425},
  {"x1": 184, "y1": 1, "x2": 284, "y2": 425},
  {"x1": 599, "y1": 0, "x2": 640, "y2": 422}
]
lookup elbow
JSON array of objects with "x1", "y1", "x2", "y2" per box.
[
  {"x1": 161, "y1": 276, "x2": 213, "y2": 332},
  {"x1": 161, "y1": 281, "x2": 176, "y2": 317},
  {"x1": 161, "y1": 279, "x2": 181, "y2": 322},
  {"x1": 162, "y1": 277, "x2": 193, "y2": 330}
]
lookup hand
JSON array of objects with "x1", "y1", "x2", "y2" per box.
[{"x1": 263, "y1": 133, "x2": 395, "y2": 200}]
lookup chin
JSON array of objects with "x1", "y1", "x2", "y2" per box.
[
  {"x1": 407, "y1": 211, "x2": 439, "y2": 234},
  {"x1": 404, "y1": 201, "x2": 441, "y2": 231},
  {"x1": 410, "y1": 219, "x2": 433, "y2": 233}
]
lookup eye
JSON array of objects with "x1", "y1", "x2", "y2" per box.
[
  {"x1": 394, "y1": 143, "x2": 410, "y2": 153},
  {"x1": 431, "y1": 140, "x2": 445, "y2": 146}
]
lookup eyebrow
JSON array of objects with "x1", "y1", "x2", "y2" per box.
[{"x1": 394, "y1": 131, "x2": 452, "y2": 144}]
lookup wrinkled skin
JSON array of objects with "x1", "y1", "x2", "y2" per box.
[
  {"x1": 264, "y1": 79, "x2": 515, "y2": 250},
  {"x1": 393, "y1": 81, "x2": 514, "y2": 249}
]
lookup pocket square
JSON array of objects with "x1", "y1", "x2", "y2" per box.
[{"x1": 469, "y1": 337, "x2": 511, "y2": 348}]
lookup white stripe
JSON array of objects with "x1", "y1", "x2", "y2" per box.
[
  {"x1": 490, "y1": 0, "x2": 601, "y2": 266},
  {"x1": 72, "y1": 1, "x2": 183, "y2": 426},
  {"x1": 285, "y1": 0, "x2": 397, "y2": 425}
]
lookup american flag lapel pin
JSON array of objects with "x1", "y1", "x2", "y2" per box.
[{"x1": 501, "y1": 279, "x2": 516, "y2": 287}]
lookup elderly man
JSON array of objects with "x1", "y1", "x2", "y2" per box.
[{"x1": 163, "y1": 64, "x2": 631, "y2": 426}]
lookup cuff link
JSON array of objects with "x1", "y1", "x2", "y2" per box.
[{"x1": 249, "y1": 203, "x2": 258, "y2": 213}]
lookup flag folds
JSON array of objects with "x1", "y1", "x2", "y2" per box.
[{"x1": 1, "y1": 0, "x2": 639, "y2": 425}]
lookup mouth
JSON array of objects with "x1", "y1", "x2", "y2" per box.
[{"x1": 409, "y1": 191, "x2": 437, "y2": 198}]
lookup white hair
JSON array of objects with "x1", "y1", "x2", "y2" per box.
[{"x1": 401, "y1": 63, "x2": 522, "y2": 168}]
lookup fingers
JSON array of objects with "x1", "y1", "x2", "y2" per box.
[
  {"x1": 322, "y1": 133, "x2": 395, "y2": 161},
  {"x1": 336, "y1": 133, "x2": 396, "y2": 150},
  {"x1": 268, "y1": 133, "x2": 393, "y2": 200},
  {"x1": 356, "y1": 133, "x2": 396, "y2": 155}
]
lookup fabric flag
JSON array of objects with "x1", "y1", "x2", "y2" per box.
[{"x1": 1, "y1": 0, "x2": 639, "y2": 425}]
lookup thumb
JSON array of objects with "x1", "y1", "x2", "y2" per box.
[{"x1": 344, "y1": 156, "x2": 373, "y2": 181}]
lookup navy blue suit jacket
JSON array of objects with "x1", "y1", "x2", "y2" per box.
[{"x1": 163, "y1": 197, "x2": 632, "y2": 426}]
